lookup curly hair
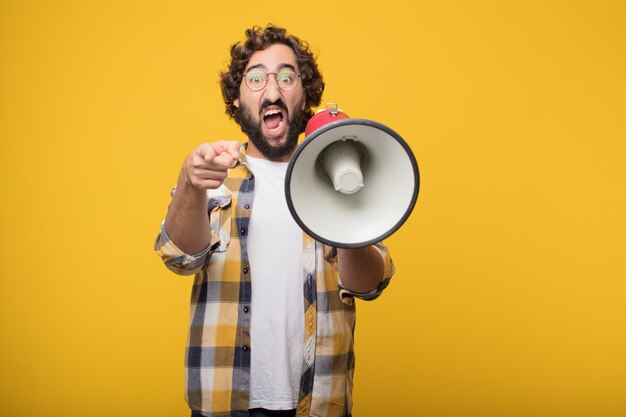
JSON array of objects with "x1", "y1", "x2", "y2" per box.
[{"x1": 219, "y1": 25, "x2": 325, "y2": 126}]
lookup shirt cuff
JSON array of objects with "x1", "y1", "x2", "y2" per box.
[
  {"x1": 338, "y1": 243, "x2": 394, "y2": 304},
  {"x1": 154, "y1": 222, "x2": 211, "y2": 275}
]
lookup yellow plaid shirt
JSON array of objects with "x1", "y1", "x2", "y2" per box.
[{"x1": 155, "y1": 146, "x2": 394, "y2": 417}]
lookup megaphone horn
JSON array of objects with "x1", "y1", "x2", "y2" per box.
[{"x1": 285, "y1": 103, "x2": 420, "y2": 248}]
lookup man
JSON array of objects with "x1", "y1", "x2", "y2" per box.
[{"x1": 155, "y1": 25, "x2": 394, "y2": 417}]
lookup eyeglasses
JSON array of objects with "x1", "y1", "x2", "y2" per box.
[{"x1": 243, "y1": 68, "x2": 301, "y2": 91}]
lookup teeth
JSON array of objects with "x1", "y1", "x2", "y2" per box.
[{"x1": 264, "y1": 109, "x2": 281, "y2": 117}]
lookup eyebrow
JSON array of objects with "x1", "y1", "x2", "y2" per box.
[{"x1": 245, "y1": 63, "x2": 297, "y2": 72}]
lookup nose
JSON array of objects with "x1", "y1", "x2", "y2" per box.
[{"x1": 262, "y1": 75, "x2": 282, "y2": 103}]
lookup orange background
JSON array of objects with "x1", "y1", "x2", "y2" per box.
[{"x1": 1, "y1": 1, "x2": 625, "y2": 416}]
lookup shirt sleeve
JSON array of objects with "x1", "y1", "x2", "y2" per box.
[
  {"x1": 337, "y1": 242, "x2": 395, "y2": 304},
  {"x1": 154, "y1": 221, "x2": 211, "y2": 276}
]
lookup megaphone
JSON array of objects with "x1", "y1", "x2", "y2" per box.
[{"x1": 285, "y1": 103, "x2": 420, "y2": 248}]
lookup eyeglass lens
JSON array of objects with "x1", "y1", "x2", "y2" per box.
[{"x1": 244, "y1": 69, "x2": 299, "y2": 91}]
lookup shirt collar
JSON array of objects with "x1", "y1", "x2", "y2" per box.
[{"x1": 237, "y1": 143, "x2": 249, "y2": 166}]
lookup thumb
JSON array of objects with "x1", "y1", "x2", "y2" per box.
[
  {"x1": 212, "y1": 152, "x2": 235, "y2": 169},
  {"x1": 226, "y1": 141, "x2": 240, "y2": 160}
]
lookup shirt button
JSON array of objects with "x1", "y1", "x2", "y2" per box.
[
  {"x1": 243, "y1": 267, "x2": 249, "y2": 274},
  {"x1": 240, "y1": 228, "x2": 246, "y2": 235},
  {"x1": 243, "y1": 306, "x2": 249, "y2": 313},
  {"x1": 242, "y1": 345, "x2": 249, "y2": 352},
  {"x1": 244, "y1": 204, "x2": 250, "y2": 210}
]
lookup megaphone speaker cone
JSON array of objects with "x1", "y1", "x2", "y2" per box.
[
  {"x1": 285, "y1": 118, "x2": 420, "y2": 248},
  {"x1": 321, "y1": 140, "x2": 364, "y2": 194}
]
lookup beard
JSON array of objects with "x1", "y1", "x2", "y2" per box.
[{"x1": 236, "y1": 98, "x2": 308, "y2": 161}]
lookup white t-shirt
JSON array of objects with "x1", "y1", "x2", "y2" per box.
[{"x1": 245, "y1": 156, "x2": 304, "y2": 410}]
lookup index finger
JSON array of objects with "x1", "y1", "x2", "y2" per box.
[
  {"x1": 195, "y1": 143, "x2": 218, "y2": 161},
  {"x1": 213, "y1": 140, "x2": 240, "y2": 160}
]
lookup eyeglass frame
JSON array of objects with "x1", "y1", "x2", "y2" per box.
[{"x1": 241, "y1": 66, "x2": 302, "y2": 92}]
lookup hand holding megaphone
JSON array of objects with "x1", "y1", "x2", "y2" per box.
[{"x1": 285, "y1": 103, "x2": 420, "y2": 248}]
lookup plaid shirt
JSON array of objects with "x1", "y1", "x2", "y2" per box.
[{"x1": 155, "y1": 146, "x2": 394, "y2": 417}]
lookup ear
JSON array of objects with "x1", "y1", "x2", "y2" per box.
[{"x1": 234, "y1": 98, "x2": 239, "y2": 108}]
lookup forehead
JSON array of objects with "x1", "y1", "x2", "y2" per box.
[{"x1": 245, "y1": 43, "x2": 299, "y2": 72}]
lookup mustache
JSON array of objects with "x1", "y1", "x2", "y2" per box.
[{"x1": 260, "y1": 99, "x2": 288, "y2": 115}]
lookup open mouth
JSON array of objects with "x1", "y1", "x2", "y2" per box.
[{"x1": 262, "y1": 107, "x2": 286, "y2": 137}]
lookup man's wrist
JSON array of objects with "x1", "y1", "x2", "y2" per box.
[{"x1": 177, "y1": 168, "x2": 208, "y2": 199}]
